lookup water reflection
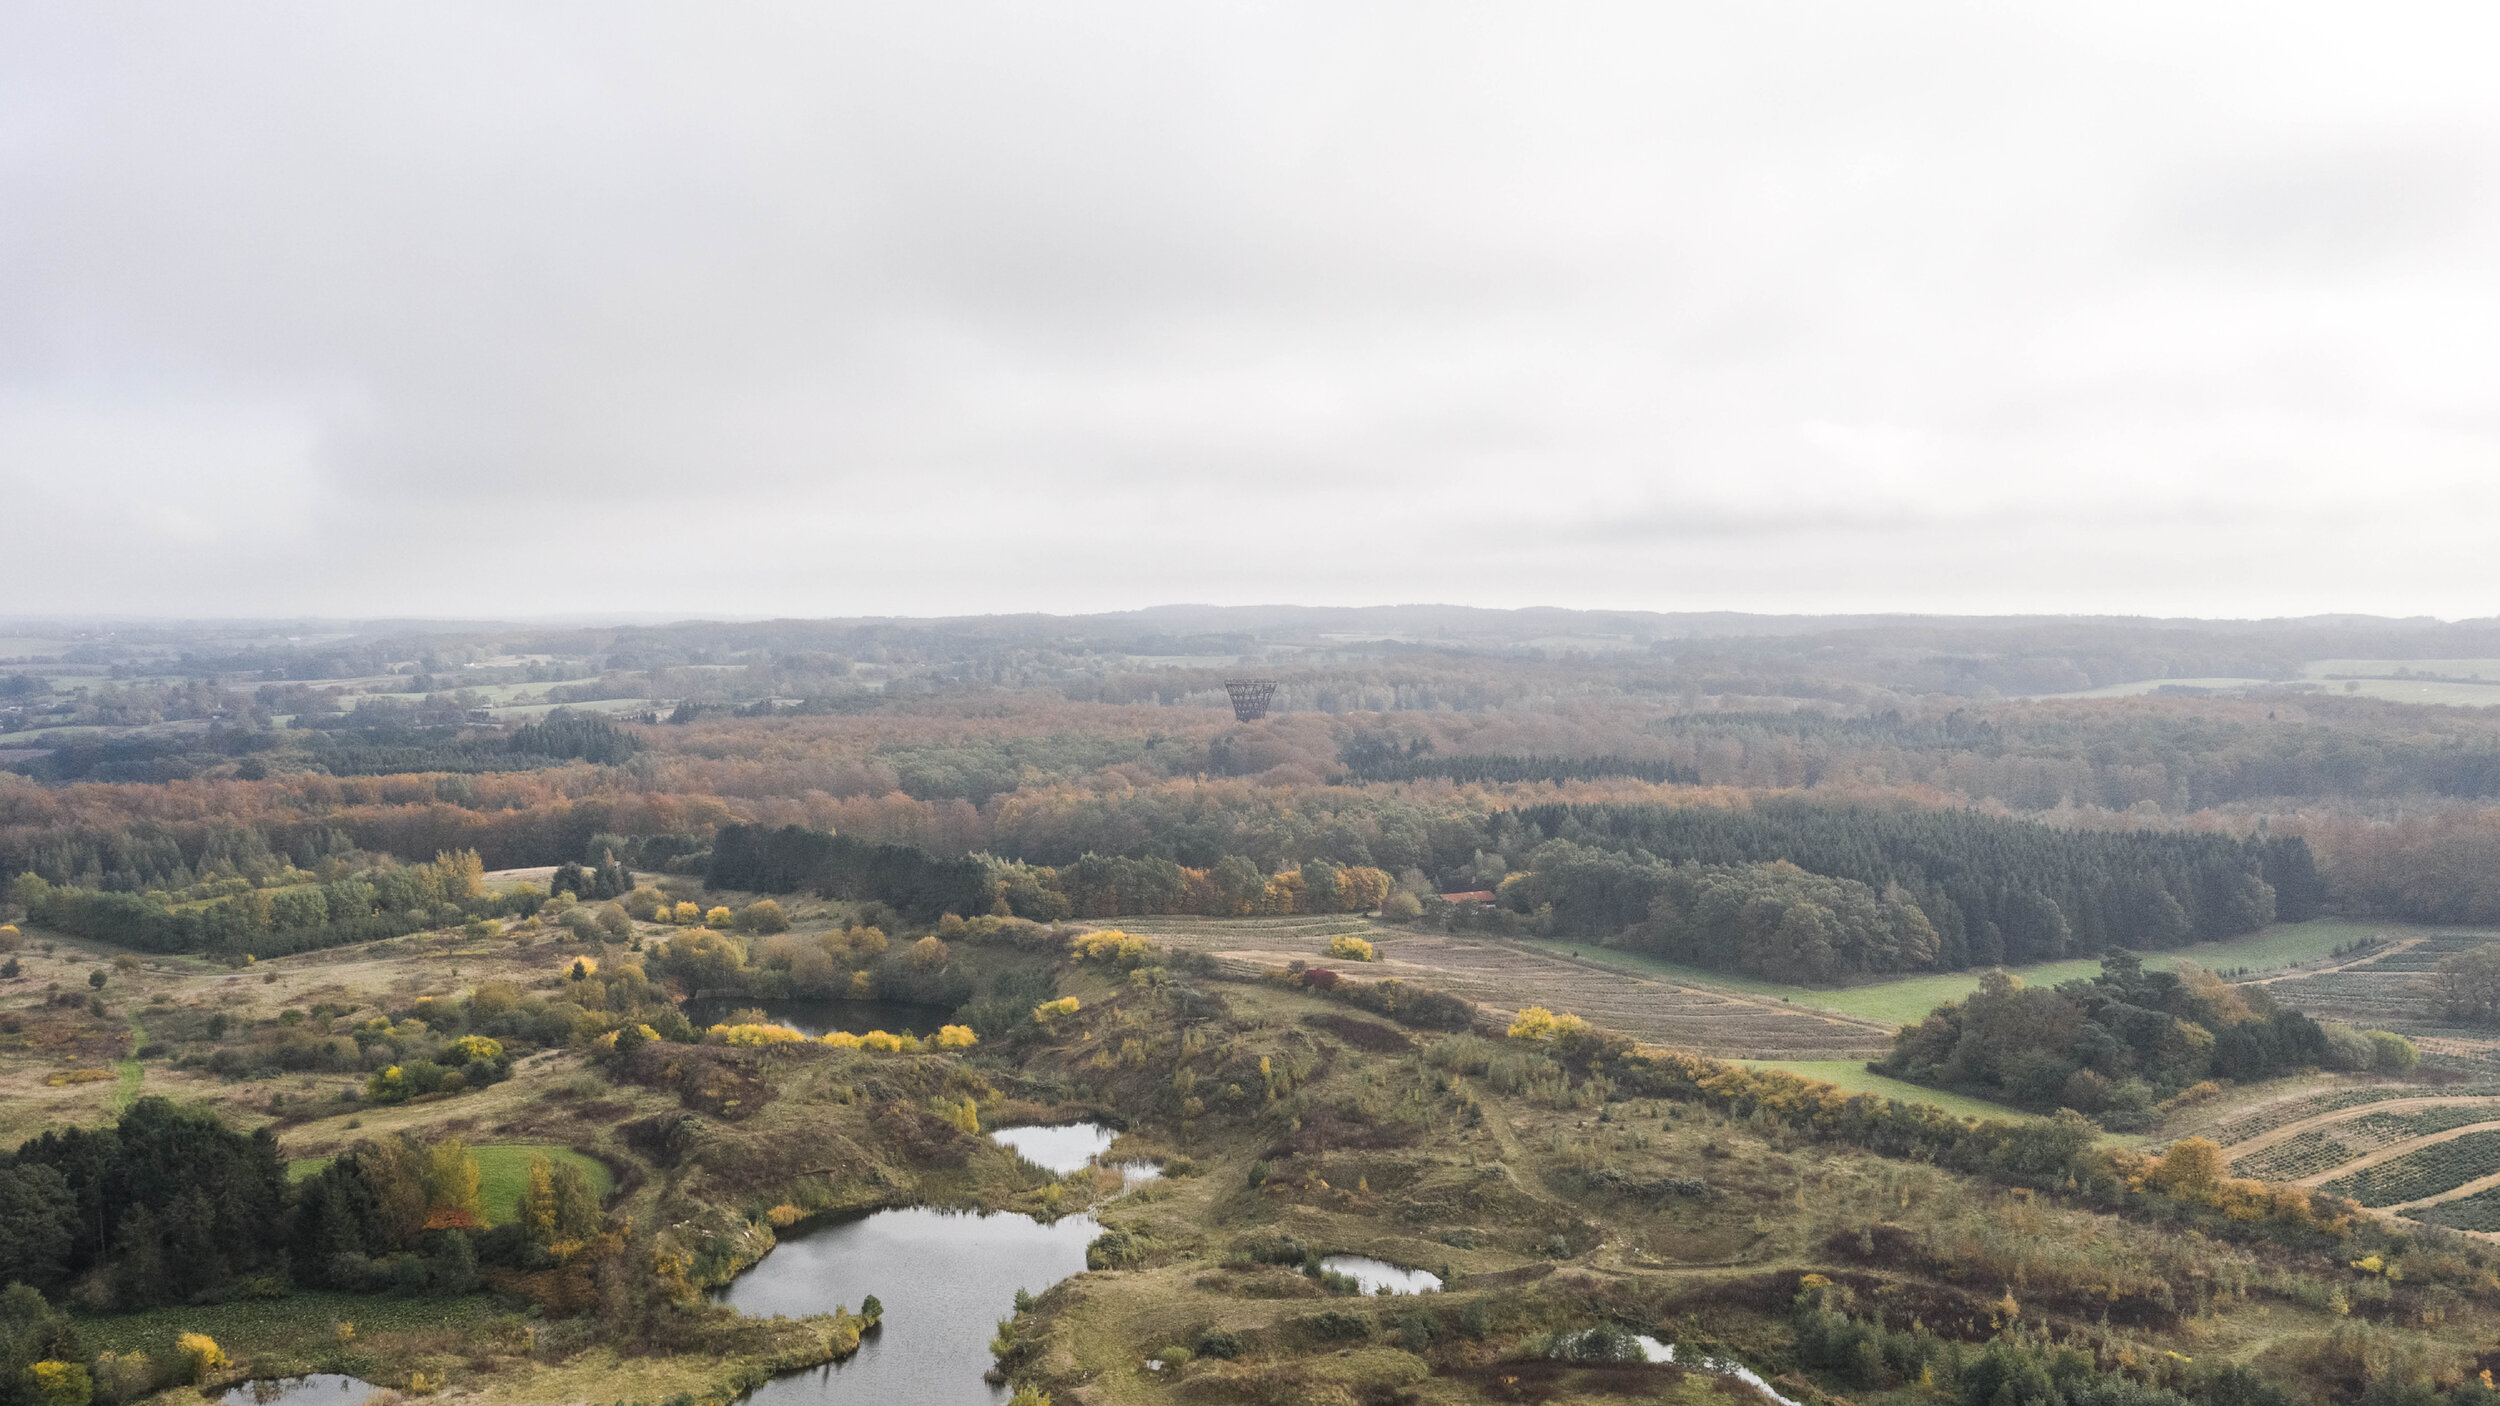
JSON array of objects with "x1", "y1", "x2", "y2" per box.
[
  {"x1": 718, "y1": 1206, "x2": 1098, "y2": 1406},
  {"x1": 221, "y1": 1377, "x2": 381, "y2": 1406},
  {"x1": 986, "y1": 1122, "x2": 1164, "y2": 1190},
  {"x1": 1320, "y1": 1254, "x2": 1441, "y2": 1294},
  {"x1": 1637, "y1": 1338, "x2": 1802, "y2": 1405},
  {"x1": 986, "y1": 1122, "x2": 1113, "y2": 1175}
]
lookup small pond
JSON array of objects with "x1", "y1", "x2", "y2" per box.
[
  {"x1": 987, "y1": 1122, "x2": 1163, "y2": 1188},
  {"x1": 986, "y1": 1122, "x2": 1111, "y2": 1175},
  {"x1": 980, "y1": 1120, "x2": 1165, "y2": 1185},
  {"x1": 1320, "y1": 1254, "x2": 1441, "y2": 1295},
  {"x1": 682, "y1": 997, "x2": 949, "y2": 1038},
  {"x1": 1637, "y1": 1338, "x2": 1801, "y2": 1405},
  {"x1": 717, "y1": 1206, "x2": 1099, "y2": 1406},
  {"x1": 221, "y1": 1377, "x2": 382, "y2": 1406}
]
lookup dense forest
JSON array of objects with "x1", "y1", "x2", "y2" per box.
[
  {"x1": 1878, "y1": 953, "x2": 2417, "y2": 1126},
  {"x1": 1503, "y1": 802, "x2": 2323, "y2": 974},
  {"x1": 8, "y1": 610, "x2": 2500, "y2": 949},
  {"x1": 7, "y1": 851, "x2": 548, "y2": 958}
]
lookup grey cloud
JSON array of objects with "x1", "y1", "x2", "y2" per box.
[
  {"x1": 2142, "y1": 143, "x2": 2490, "y2": 270},
  {"x1": 1, "y1": 2, "x2": 2496, "y2": 618}
]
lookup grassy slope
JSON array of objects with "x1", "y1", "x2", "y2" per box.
[
  {"x1": 286, "y1": 1144, "x2": 615, "y2": 1223},
  {"x1": 1516, "y1": 917, "x2": 2387, "y2": 1028},
  {"x1": 1738, "y1": 1059, "x2": 2030, "y2": 1122}
]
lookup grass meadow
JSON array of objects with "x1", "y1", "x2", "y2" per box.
[{"x1": 1737, "y1": 1058, "x2": 2028, "y2": 1121}]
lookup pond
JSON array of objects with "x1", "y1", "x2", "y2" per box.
[
  {"x1": 1320, "y1": 1254, "x2": 1441, "y2": 1295},
  {"x1": 986, "y1": 1122, "x2": 1163, "y2": 1188},
  {"x1": 682, "y1": 997, "x2": 949, "y2": 1038},
  {"x1": 717, "y1": 1206, "x2": 1100, "y2": 1406},
  {"x1": 986, "y1": 1122, "x2": 1110, "y2": 1175},
  {"x1": 220, "y1": 1377, "x2": 382, "y2": 1406},
  {"x1": 1636, "y1": 1338, "x2": 1801, "y2": 1406}
]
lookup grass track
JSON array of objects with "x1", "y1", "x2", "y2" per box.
[
  {"x1": 112, "y1": 1012, "x2": 145, "y2": 1113},
  {"x1": 287, "y1": 1144, "x2": 613, "y2": 1223}
]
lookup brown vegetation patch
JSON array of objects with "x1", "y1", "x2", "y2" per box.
[
  {"x1": 870, "y1": 1099, "x2": 976, "y2": 1166},
  {"x1": 689, "y1": 1114, "x2": 887, "y2": 1193},
  {"x1": 614, "y1": 1043, "x2": 781, "y2": 1120},
  {"x1": 1267, "y1": 1108, "x2": 1423, "y2": 1158},
  {"x1": 1818, "y1": 1222, "x2": 2182, "y2": 1330}
]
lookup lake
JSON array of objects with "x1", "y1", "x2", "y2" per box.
[{"x1": 717, "y1": 1206, "x2": 1099, "y2": 1406}]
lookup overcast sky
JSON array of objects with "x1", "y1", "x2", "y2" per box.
[{"x1": 4, "y1": 3, "x2": 2496, "y2": 621}]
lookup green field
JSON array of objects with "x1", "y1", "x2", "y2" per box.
[
  {"x1": 1518, "y1": 918, "x2": 2387, "y2": 1028},
  {"x1": 1740, "y1": 1059, "x2": 2030, "y2": 1122},
  {"x1": 288, "y1": 1144, "x2": 613, "y2": 1224}
]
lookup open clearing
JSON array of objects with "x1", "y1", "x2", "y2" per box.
[
  {"x1": 1120, "y1": 915, "x2": 2420, "y2": 1064},
  {"x1": 1118, "y1": 914, "x2": 1897, "y2": 1059},
  {"x1": 1514, "y1": 918, "x2": 2384, "y2": 1027},
  {"x1": 2042, "y1": 659, "x2": 2500, "y2": 708}
]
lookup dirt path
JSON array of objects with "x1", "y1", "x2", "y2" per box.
[
  {"x1": 2295, "y1": 1118, "x2": 2500, "y2": 1187},
  {"x1": 2216, "y1": 1096, "x2": 2500, "y2": 1157}
]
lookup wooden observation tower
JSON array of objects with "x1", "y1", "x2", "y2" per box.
[{"x1": 1223, "y1": 678, "x2": 1277, "y2": 723}]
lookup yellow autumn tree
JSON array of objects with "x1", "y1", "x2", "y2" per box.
[
  {"x1": 1345, "y1": 866, "x2": 1396, "y2": 912},
  {"x1": 1507, "y1": 1006, "x2": 1589, "y2": 1042},
  {"x1": 175, "y1": 1333, "x2": 228, "y2": 1384},
  {"x1": 712, "y1": 1023, "x2": 807, "y2": 1046},
  {"x1": 423, "y1": 1139, "x2": 484, "y2": 1226},
  {"x1": 2148, "y1": 1137, "x2": 2224, "y2": 1197},
  {"x1": 29, "y1": 1361, "x2": 90, "y2": 1406},
  {"x1": 432, "y1": 848, "x2": 486, "y2": 901},
  {"x1": 520, "y1": 1154, "x2": 560, "y2": 1242}
]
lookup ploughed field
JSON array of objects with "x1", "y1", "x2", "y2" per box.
[
  {"x1": 2188, "y1": 1082, "x2": 2500, "y2": 1233},
  {"x1": 2266, "y1": 931, "x2": 2500, "y2": 1076},
  {"x1": 1114, "y1": 915, "x2": 1896, "y2": 1060}
]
